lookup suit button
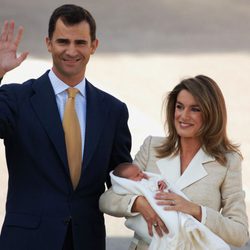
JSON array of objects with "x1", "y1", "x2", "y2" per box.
[{"x1": 63, "y1": 216, "x2": 72, "y2": 225}]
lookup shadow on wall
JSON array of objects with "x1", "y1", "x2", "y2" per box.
[{"x1": 1, "y1": 0, "x2": 250, "y2": 59}]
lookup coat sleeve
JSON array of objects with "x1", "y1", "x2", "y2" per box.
[
  {"x1": 205, "y1": 153, "x2": 249, "y2": 247},
  {"x1": 105, "y1": 103, "x2": 132, "y2": 188},
  {"x1": 133, "y1": 136, "x2": 152, "y2": 170},
  {"x1": 0, "y1": 84, "x2": 17, "y2": 138}
]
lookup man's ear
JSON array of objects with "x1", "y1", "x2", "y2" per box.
[
  {"x1": 90, "y1": 39, "x2": 99, "y2": 55},
  {"x1": 45, "y1": 37, "x2": 52, "y2": 52}
]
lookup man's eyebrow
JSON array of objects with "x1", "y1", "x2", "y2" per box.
[
  {"x1": 75, "y1": 39, "x2": 88, "y2": 44},
  {"x1": 56, "y1": 38, "x2": 69, "y2": 42},
  {"x1": 55, "y1": 38, "x2": 88, "y2": 44}
]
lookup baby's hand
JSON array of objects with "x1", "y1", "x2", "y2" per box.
[{"x1": 158, "y1": 180, "x2": 168, "y2": 191}]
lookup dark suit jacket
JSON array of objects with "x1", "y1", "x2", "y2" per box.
[{"x1": 0, "y1": 71, "x2": 132, "y2": 250}]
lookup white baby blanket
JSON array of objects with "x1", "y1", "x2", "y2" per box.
[{"x1": 110, "y1": 171, "x2": 230, "y2": 250}]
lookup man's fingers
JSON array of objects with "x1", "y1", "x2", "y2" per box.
[
  {"x1": 1, "y1": 21, "x2": 9, "y2": 41},
  {"x1": 16, "y1": 52, "x2": 29, "y2": 65},
  {"x1": 7, "y1": 20, "x2": 15, "y2": 42},
  {"x1": 0, "y1": 20, "x2": 23, "y2": 47},
  {"x1": 14, "y1": 26, "x2": 24, "y2": 47}
]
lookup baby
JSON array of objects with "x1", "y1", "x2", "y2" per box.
[{"x1": 113, "y1": 162, "x2": 168, "y2": 192}]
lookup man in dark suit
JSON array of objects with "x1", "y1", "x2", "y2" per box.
[{"x1": 0, "y1": 4, "x2": 131, "y2": 250}]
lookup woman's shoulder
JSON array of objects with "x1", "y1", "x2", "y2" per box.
[
  {"x1": 142, "y1": 135, "x2": 166, "y2": 147},
  {"x1": 225, "y1": 151, "x2": 242, "y2": 169}
]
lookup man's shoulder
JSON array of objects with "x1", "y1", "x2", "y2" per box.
[
  {"x1": 86, "y1": 79, "x2": 126, "y2": 106},
  {"x1": 1, "y1": 71, "x2": 49, "y2": 90},
  {"x1": 0, "y1": 71, "x2": 50, "y2": 99},
  {"x1": 0, "y1": 79, "x2": 33, "y2": 92}
]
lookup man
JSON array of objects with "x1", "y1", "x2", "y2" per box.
[{"x1": 0, "y1": 4, "x2": 131, "y2": 250}]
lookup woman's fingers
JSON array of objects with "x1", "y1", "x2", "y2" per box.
[
  {"x1": 155, "y1": 191, "x2": 202, "y2": 220},
  {"x1": 146, "y1": 216, "x2": 168, "y2": 237},
  {"x1": 133, "y1": 196, "x2": 168, "y2": 237},
  {"x1": 156, "y1": 219, "x2": 169, "y2": 234},
  {"x1": 155, "y1": 191, "x2": 179, "y2": 205}
]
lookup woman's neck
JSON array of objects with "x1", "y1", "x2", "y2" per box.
[{"x1": 180, "y1": 138, "x2": 201, "y2": 174}]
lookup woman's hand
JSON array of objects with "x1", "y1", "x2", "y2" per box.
[
  {"x1": 131, "y1": 195, "x2": 168, "y2": 237},
  {"x1": 0, "y1": 20, "x2": 29, "y2": 77},
  {"x1": 155, "y1": 191, "x2": 202, "y2": 221}
]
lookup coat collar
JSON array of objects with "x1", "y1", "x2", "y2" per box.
[
  {"x1": 30, "y1": 72, "x2": 106, "y2": 171},
  {"x1": 30, "y1": 71, "x2": 68, "y2": 169},
  {"x1": 83, "y1": 80, "x2": 106, "y2": 168},
  {"x1": 156, "y1": 148, "x2": 215, "y2": 190}
]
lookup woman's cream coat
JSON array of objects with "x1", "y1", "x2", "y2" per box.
[{"x1": 99, "y1": 136, "x2": 249, "y2": 248}]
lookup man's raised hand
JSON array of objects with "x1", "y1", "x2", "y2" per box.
[{"x1": 0, "y1": 20, "x2": 29, "y2": 77}]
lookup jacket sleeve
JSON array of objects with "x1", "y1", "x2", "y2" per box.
[
  {"x1": 105, "y1": 103, "x2": 132, "y2": 188},
  {"x1": 0, "y1": 84, "x2": 17, "y2": 138},
  {"x1": 205, "y1": 153, "x2": 249, "y2": 247},
  {"x1": 133, "y1": 136, "x2": 152, "y2": 170}
]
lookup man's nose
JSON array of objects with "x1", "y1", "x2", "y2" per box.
[{"x1": 66, "y1": 43, "x2": 78, "y2": 57}]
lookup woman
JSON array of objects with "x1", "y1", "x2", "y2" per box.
[{"x1": 99, "y1": 75, "x2": 249, "y2": 249}]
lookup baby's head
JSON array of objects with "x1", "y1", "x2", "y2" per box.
[{"x1": 113, "y1": 163, "x2": 147, "y2": 181}]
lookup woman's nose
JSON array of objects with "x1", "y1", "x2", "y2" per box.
[{"x1": 180, "y1": 109, "x2": 190, "y2": 119}]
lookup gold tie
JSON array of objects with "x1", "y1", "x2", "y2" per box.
[{"x1": 63, "y1": 88, "x2": 82, "y2": 189}]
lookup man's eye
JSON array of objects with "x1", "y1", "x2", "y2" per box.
[
  {"x1": 76, "y1": 41, "x2": 87, "y2": 45},
  {"x1": 57, "y1": 39, "x2": 68, "y2": 44}
]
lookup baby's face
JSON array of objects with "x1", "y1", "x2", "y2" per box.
[{"x1": 126, "y1": 166, "x2": 147, "y2": 181}]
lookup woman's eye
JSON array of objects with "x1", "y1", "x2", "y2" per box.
[
  {"x1": 191, "y1": 107, "x2": 201, "y2": 112},
  {"x1": 176, "y1": 104, "x2": 183, "y2": 110}
]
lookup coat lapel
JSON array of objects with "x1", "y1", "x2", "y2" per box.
[
  {"x1": 83, "y1": 81, "x2": 107, "y2": 168},
  {"x1": 30, "y1": 72, "x2": 68, "y2": 169},
  {"x1": 156, "y1": 148, "x2": 215, "y2": 190},
  {"x1": 156, "y1": 156, "x2": 181, "y2": 185}
]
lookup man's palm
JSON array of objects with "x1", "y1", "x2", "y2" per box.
[{"x1": 0, "y1": 20, "x2": 28, "y2": 76}]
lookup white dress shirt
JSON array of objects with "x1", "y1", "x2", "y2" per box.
[{"x1": 48, "y1": 70, "x2": 86, "y2": 156}]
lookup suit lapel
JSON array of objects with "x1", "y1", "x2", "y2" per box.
[
  {"x1": 156, "y1": 148, "x2": 215, "y2": 190},
  {"x1": 83, "y1": 81, "x2": 107, "y2": 168},
  {"x1": 30, "y1": 72, "x2": 68, "y2": 169}
]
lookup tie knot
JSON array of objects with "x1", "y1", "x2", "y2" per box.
[{"x1": 67, "y1": 88, "x2": 79, "y2": 98}]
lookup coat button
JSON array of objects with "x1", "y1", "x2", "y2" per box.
[{"x1": 63, "y1": 216, "x2": 72, "y2": 225}]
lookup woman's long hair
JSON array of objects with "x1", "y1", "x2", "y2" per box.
[{"x1": 156, "y1": 75, "x2": 241, "y2": 165}]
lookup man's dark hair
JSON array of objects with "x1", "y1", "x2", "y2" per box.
[{"x1": 48, "y1": 4, "x2": 96, "y2": 41}]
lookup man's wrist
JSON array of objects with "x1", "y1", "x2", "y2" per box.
[{"x1": 0, "y1": 68, "x2": 6, "y2": 80}]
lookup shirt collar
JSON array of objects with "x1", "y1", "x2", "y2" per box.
[{"x1": 48, "y1": 69, "x2": 86, "y2": 97}]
